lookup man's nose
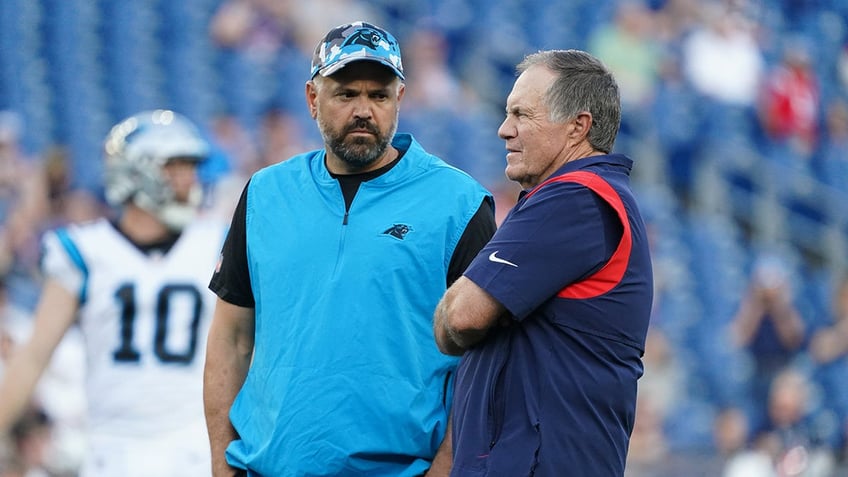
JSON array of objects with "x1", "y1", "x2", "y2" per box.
[{"x1": 351, "y1": 97, "x2": 374, "y2": 119}]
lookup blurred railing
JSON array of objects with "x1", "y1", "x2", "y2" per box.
[{"x1": 694, "y1": 142, "x2": 848, "y2": 272}]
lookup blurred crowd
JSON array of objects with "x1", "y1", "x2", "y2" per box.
[{"x1": 2, "y1": 0, "x2": 848, "y2": 475}]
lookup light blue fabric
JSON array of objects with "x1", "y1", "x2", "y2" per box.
[{"x1": 227, "y1": 134, "x2": 490, "y2": 476}]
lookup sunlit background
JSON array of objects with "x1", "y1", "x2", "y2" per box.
[{"x1": 2, "y1": 0, "x2": 848, "y2": 475}]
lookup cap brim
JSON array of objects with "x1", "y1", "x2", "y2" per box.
[{"x1": 317, "y1": 57, "x2": 404, "y2": 80}]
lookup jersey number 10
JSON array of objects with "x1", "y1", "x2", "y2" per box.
[{"x1": 112, "y1": 283, "x2": 203, "y2": 365}]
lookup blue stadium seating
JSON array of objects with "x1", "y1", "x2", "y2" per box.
[{"x1": 1, "y1": 2, "x2": 848, "y2": 468}]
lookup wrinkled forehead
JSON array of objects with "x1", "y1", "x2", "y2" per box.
[{"x1": 506, "y1": 66, "x2": 555, "y2": 111}]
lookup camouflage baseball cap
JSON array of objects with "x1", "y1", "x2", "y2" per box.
[{"x1": 310, "y1": 21, "x2": 404, "y2": 80}]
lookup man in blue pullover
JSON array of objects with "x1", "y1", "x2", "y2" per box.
[
  {"x1": 434, "y1": 49, "x2": 653, "y2": 477},
  {"x1": 203, "y1": 21, "x2": 495, "y2": 477}
]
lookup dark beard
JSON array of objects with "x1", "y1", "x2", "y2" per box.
[{"x1": 325, "y1": 119, "x2": 393, "y2": 169}]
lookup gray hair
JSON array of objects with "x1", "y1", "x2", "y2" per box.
[{"x1": 517, "y1": 50, "x2": 621, "y2": 153}]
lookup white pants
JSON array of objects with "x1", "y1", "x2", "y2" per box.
[{"x1": 79, "y1": 423, "x2": 211, "y2": 477}]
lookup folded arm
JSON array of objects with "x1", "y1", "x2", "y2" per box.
[{"x1": 434, "y1": 276, "x2": 507, "y2": 356}]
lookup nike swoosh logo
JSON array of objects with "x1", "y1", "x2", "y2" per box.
[{"x1": 488, "y1": 251, "x2": 518, "y2": 267}]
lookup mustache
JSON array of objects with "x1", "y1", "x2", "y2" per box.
[{"x1": 345, "y1": 119, "x2": 379, "y2": 135}]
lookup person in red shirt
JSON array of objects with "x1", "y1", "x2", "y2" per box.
[{"x1": 758, "y1": 40, "x2": 820, "y2": 159}]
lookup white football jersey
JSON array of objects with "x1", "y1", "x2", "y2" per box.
[{"x1": 41, "y1": 216, "x2": 226, "y2": 441}]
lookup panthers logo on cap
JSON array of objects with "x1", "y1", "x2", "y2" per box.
[{"x1": 342, "y1": 28, "x2": 386, "y2": 49}]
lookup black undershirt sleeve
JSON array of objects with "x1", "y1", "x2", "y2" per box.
[
  {"x1": 446, "y1": 197, "x2": 497, "y2": 286},
  {"x1": 209, "y1": 180, "x2": 254, "y2": 307}
]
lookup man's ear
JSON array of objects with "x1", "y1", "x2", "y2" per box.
[
  {"x1": 569, "y1": 112, "x2": 593, "y2": 141},
  {"x1": 396, "y1": 82, "x2": 406, "y2": 103},
  {"x1": 305, "y1": 80, "x2": 318, "y2": 119}
]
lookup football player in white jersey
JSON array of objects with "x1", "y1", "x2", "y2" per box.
[{"x1": 0, "y1": 110, "x2": 226, "y2": 476}]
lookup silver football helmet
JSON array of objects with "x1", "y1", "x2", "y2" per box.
[{"x1": 103, "y1": 109, "x2": 209, "y2": 230}]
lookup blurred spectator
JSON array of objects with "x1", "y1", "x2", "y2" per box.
[
  {"x1": 203, "y1": 111, "x2": 258, "y2": 219},
  {"x1": 0, "y1": 112, "x2": 48, "y2": 311},
  {"x1": 810, "y1": 274, "x2": 848, "y2": 367},
  {"x1": 208, "y1": 111, "x2": 258, "y2": 171},
  {"x1": 0, "y1": 112, "x2": 41, "y2": 227},
  {"x1": 40, "y1": 148, "x2": 71, "y2": 224},
  {"x1": 38, "y1": 147, "x2": 107, "y2": 229},
  {"x1": 402, "y1": 26, "x2": 468, "y2": 111},
  {"x1": 587, "y1": 0, "x2": 662, "y2": 112},
  {"x1": 639, "y1": 328, "x2": 687, "y2": 423},
  {"x1": 750, "y1": 368, "x2": 837, "y2": 477},
  {"x1": 731, "y1": 253, "x2": 807, "y2": 430},
  {"x1": 713, "y1": 406, "x2": 779, "y2": 477},
  {"x1": 255, "y1": 103, "x2": 318, "y2": 168},
  {"x1": 279, "y1": 0, "x2": 387, "y2": 54},
  {"x1": 209, "y1": 0, "x2": 303, "y2": 125},
  {"x1": 626, "y1": 397, "x2": 669, "y2": 471},
  {"x1": 714, "y1": 406, "x2": 751, "y2": 460},
  {"x1": 839, "y1": 44, "x2": 848, "y2": 92},
  {"x1": 626, "y1": 328, "x2": 681, "y2": 468},
  {"x1": 814, "y1": 98, "x2": 848, "y2": 189},
  {"x1": 809, "y1": 274, "x2": 848, "y2": 455},
  {"x1": 209, "y1": 0, "x2": 290, "y2": 56},
  {"x1": 757, "y1": 38, "x2": 821, "y2": 162},
  {"x1": 681, "y1": 5, "x2": 765, "y2": 107},
  {"x1": 398, "y1": 25, "x2": 504, "y2": 188},
  {"x1": 650, "y1": 53, "x2": 702, "y2": 204},
  {"x1": 8, "y1": 406, "x2": 53, "y2": 477},
  {"x1": 653, "y1": 0, "x2": 701, "y2": 43},
  {"x1": 719, "y1": 368, "x2": 838, "y2": 477}
]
